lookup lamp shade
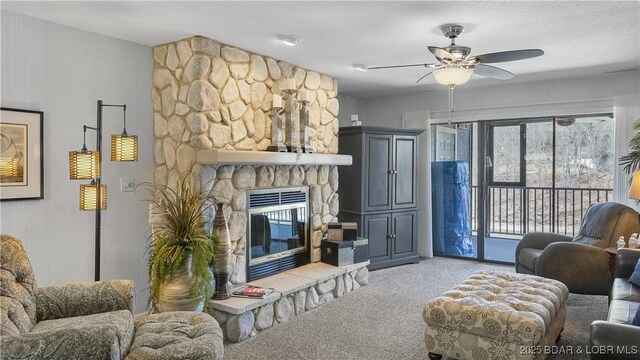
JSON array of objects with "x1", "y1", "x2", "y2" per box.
[
  {"x1": 629, "y1": 170, "x2": 640, "y2": 200},
  {"x1": 80, "y1": 183, "x2": 107, "y2": 210},
  {"x1": 69, "y1": 150, "x2": 100, "y2": 179},
  {"x1": 111, "y1": 134, "x2": 138, "y2": 161},
  {"x1": 0, "y1": 157, "x2": 19, "y2": 177},
  {"x1": 433, "y1": 66, "x2": 474, "y2": 86}
]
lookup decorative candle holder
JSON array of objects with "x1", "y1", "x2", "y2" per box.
[
  {"x1": 283, "y1": 89, "x2": 302, "y2": 153},
  {"x1": 299, "y1": 99, "x2": 314, "y2": 153},
  {"x1": 267, "y1": 97, "x2": 287, "y2": 152}
]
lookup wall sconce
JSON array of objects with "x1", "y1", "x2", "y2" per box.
[
  {"x1": 80, "y1": 182, "x2": 107, "y2": 210},
  {"x1": 67, "y1": 100, "x2": 137, "y2": 281}
]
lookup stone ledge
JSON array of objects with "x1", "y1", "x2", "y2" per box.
[
  {"x1": 209, "y1": 291, "x2": 281, "y2": 315},
  {"x1": 197, "y1": 149, "x2": 352, "y2": 166},
  {"x1": 209, "y1": 261, "x2": 369, "y2": 315}
]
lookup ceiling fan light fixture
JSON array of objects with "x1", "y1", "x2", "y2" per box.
[
  {"x1": 353, "y1": 64, "x2": 368, "y2": 72},
  {"x1": 276, "y1": 34, "x2": 301, "y2": 46},
  {"x1": 433, "y1": 65, "x2": 473, "y2": 86}
]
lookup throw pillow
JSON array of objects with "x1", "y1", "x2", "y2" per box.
[
  {"x1": 630, "y1": 259, "x2": 640, "y2": 287},
  {"x1": 634, "y1": 306, "x2": 640, "y2": 326}
]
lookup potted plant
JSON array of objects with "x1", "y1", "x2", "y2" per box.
[
  {"x1": 146, "y1": 177, "x2": 217, "y2": 312},
  {"x1": 620, "y1": 119, "x2": 640, "y2": 176}
]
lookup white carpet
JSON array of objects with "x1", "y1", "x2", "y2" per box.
[{"x1": 224, "y1": 257, "x2": 608, "y2": 360}]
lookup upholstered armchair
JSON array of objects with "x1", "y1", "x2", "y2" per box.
[
  {"x1": 0, "y1": 234, "x2": 136, "y2": 360},
  {"x1": 515, "y1": 202, "x2": 640, "y2": 295}
]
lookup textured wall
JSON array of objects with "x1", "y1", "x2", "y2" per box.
[
  {"x1": 0, "y1": 11, "x2": 154, "y2": 313},
  {"x1": 151, "y1": 36, "x2": 340, "y2": 189}
]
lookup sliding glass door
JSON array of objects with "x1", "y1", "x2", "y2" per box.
[{"x1": 431, "y1": 115, "x2": 614, "y2": 263}]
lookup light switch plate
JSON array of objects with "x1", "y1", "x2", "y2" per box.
[{"x1": 121, "y1": 178, "x2": 136, "y2": 192}]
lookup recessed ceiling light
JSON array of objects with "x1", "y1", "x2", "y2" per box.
[
  {"x1": 353, "y1": 64, "x2": 368, "y2": 72},
  {"x1": 276, "y1": 34, "x2": 301, "y2": 46}
]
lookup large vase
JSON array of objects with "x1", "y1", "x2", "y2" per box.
[
  {"x1": 157, "y1": 255, "x2": 205, "y2": 312},
  {"x1": 212, "y1": 203, "x2": 231, "y2": 300}
]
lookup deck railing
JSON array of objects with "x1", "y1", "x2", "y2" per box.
[{"x1": 470, "y1": 185, "x2": 612, "y2": 237}]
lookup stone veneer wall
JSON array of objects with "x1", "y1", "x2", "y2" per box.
[{"x1": 151, "y1": 36, "x2": 341, "y2": 285}]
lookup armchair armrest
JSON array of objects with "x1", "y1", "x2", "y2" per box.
[
  {"x1": 537, "y1": 242, "x2": 611, "y2": 295},
  {"x1": 36, "y1": 280, "x2": 134, "y2": 322},
  {"x1": 590, "y1": 320, "x2": 640, "y2": 360},
  {"x1": 0, "y1": 324, "x2": 126, "y2": 360},
  {"x1": 516, "y1": 232, "x2": 572, "y2": 272},
  {"x1": 617, "y1": 249, "x2": 640, "y2": 279}
]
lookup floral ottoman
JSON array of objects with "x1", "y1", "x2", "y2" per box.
[
  {"x1": 125, "y1": 311, "x2": 224, "y2": 360},
  {"x1": 423, "y1": 271, "x2": 568, "y2": 360}
]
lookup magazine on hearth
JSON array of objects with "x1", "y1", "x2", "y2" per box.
[{"x1": 231, "y1": 284, "x2": 275, "y2": 299}]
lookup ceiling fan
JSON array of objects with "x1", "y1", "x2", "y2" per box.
[{"x1": 365, "y1": 24, "x2": 544, "y2": 86}]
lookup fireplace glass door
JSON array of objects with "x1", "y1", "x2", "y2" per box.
[{"x1": 248, "y1": 204, "x2": 308, "y2": 265}]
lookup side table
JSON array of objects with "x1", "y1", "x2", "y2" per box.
[
  {"x1": 604, "y1": 247, "x2": 619, "y2": 280},
  {"x1": 605, "y1": 246, "x2": 640, "y2": 280}
]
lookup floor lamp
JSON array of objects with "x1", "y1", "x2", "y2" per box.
[{"x1": 69, "y1": 100, "x2": 138, "y2": 281}]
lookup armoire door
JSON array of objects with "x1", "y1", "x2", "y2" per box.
[
  {"x1": 363, "y1": 213, "x2": 392, "y2": 264},
  {"x1": 392, "y1": 135, "x2": 417, "y2": 209},
  {"x1": 364, "y1": 134, "x2": 392, "y2": 212},
  {"x1": 391, "y1": 211, "x2": 417, "y2": 259}
]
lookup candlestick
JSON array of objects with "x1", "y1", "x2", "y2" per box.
[
  {"x1": 272, "y1": 94, "x2": 283, "y2": 108},
  {"x1": 284, "y1": 91, "x2": 302, "y2": 153},
  {"x1": 267, "y1": 107, "x2": 287, "y2": 152},
  {"x1": 298, "y1": 90, "x2": 310, "y2": 102},
  {"x1": 283, "y1": 78, "x2": 296, "y2": 91},
  {"x1": 299, "y1": 99, "x2": 314, "y2": 153}
]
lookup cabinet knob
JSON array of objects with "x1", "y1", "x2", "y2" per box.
[
  {"x1": 386, "y1": 234, "x2": 392, "y2": 240},
  {"x1": 392, "y1": 234, "x2": 397, "y2": 239},
  {"x1": 388, "y1": 169, "x2": 393, "y2": 175}
]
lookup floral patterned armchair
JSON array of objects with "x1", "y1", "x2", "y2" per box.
[{"x1": 0, "y1": 234, "x2": 136, "y2": 360}]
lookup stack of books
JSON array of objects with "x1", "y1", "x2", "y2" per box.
[{"x1": 231, "y1": 285, "x2": 274, "y2": 299}]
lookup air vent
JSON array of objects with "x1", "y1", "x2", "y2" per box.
[
  {"x1": 248, "y1": 187, "x2": 308, "y2": 208},
  {"x1": 281, "y1": 191, "x2": 307, "y2": 204},
  {"x1": 248, "y1": 193, "x2": 280, "y2": 208}
]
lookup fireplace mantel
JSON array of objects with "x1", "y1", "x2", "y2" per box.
[{"x1": 196, "y1": 149, "x2": 352, "y2": 166}]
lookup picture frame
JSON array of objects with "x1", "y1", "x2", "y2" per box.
[{"x1": 1, "y1": 107, "x2": 44, "y2": 201}]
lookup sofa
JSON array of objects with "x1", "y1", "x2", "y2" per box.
[
  {"x1": 590, "y1": 248, "x2": 640, "y2": 360},
  {"x1": 516, "y1": 202, "x2": 640, "y2": 295}
]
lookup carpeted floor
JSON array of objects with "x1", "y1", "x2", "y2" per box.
[{"x1": 224, "y1": 257, "x2": 608, "y2": 360}]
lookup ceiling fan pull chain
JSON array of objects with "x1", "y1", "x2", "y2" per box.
[{"x1": 448, "y1": 84, "x2": 455, "y2": 125}]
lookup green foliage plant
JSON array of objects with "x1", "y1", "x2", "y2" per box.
[
  {"x1": 145, "y1": 177, "x2": 217, "y2": 311},
  {"x1": 619, "y1": 119, "x2": 640, "y2": 177}
]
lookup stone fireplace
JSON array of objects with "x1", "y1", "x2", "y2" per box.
[{"x1": 152, "y1": 35, "x2": 341, "y2": 286}]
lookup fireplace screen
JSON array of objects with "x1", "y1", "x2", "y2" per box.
[{"x1": 246, "y1": 187, "x2": 309, "y2": 276}]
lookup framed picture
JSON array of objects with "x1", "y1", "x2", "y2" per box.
[{"x1": 1, "y1": 107, "x2": 44, "y2": 201}]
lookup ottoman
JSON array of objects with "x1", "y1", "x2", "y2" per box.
[
  {"x1": 423, "y1": 271, "x2": 568, "y2": 360},
  {"x1": 125, "y1": 311, "x2": 224, "y2": 360}
]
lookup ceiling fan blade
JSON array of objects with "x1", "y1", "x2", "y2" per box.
[
  {"x1": 416, "y1": 71, "x2": 434, "y2": 83},
  {"x1": 367, "y1": 63, "x2": 437, "y2": 70},
  {"x1": 474, "y1": 64, "x2": 514, "y2": 80},
  {"x1": 428, "y1": 46, "x2": 455, "y2": 63},
  {"x1": 470, "y1": 49, "x2": 544, "y2": 64}
]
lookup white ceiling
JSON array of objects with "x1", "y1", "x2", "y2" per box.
[{"x1": 3, "y1": 1, "x2": 639, "y2": 98}]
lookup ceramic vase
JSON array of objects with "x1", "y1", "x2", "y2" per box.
[
  {"x1": 212, "y1": 203, "x2": 231, "y2": 300},
  {"x1": 157, "y1": 255, "x2": 205, "y2": 312}
]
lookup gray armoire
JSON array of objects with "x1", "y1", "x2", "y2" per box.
[{"x1": 338, "y1": 126, "x2": 422, "y2": 270}]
